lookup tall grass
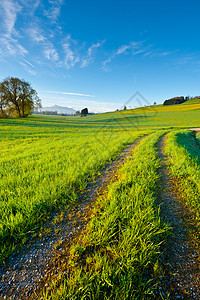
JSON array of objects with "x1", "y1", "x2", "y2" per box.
[
  {"x1": 165, "y1": 130, "x2": 200, "y2": 221},
  {"x1": 42, "y1": 131, "x2": 169, "y2": 299},
  {"x1": 0, "y1": 115, "x2": 145, "y2": 262},
  {"x1": 1, "y1": 100, "x2": 200, "y2": 262}
]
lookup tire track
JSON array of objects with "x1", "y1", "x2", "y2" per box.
[
  {"x1": 156, "y1": 134, "x2": 200, "y2": 299},
  {"x1": 0, "y1": 136, "x2": 146, "y2": 300}
]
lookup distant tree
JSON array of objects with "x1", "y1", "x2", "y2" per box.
[
  {"x1": 81, "y1": 108, "x2": 88, "y2": 117},
  {"x1": 75, "y1": 110, "x2": 80, "y2": 116},
  {"x1": 0, "y1": 77, "x2": 41, "y2": 118},
  {"x1": 123, "y1": 105, "x2": 127, "y2": 110},
  {"x1": 153, "y1": 101, "x2": 156, "y2": 105}
]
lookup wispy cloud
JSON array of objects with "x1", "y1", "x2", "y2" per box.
[
  {"x1": 178, "y1": 55, "x2": 195, "y2": 65},
  {"x1": 143, "y1": 51, "x2": 153, "y2": 57},
  {"x1": 28, "y1": 26, "x2": 46, "y2": 43},
  {"x1": 62, "y1": 35, "x2": 80, "y2": 69},
  {"x1": 44, "y1": 0, "x2": 64, "y2": 22},
  {"x1": 0, "y1": 0, "x2": 21, "y2": 35},
  {"x1": 130, "y1": 41, "x2": 149, "y2": 55},
  {"x1": 0, "y1": 34, "x2": 28, "y2": 56},
  {"x1": 102, "y1": 41, "x2": 146, "y2": 71},
  {"x1": 0, "y1": 0, "x2": 29, "y2": 57},
  {"x1": 33, "y1": 0, "x2": 41, "y2": 9},
  {"x1": 19, "y1": 0, "x2": 41, "y2": 11},
  {"x1": 144, "y1": 49, "x2": 172, "y2": 58},
  {"x1": 20, "y1": 61, "x2": 37, "y2": 75},
  {"x1": 44, "y1": 44, "x2": 59, "y2": 61},
  {"x1": 27, "y1": 25, "x2": 60, "y2": 62},
  {"x1": 159, "y1": 51, "x2": 171, "y2": 56},
  {"x1": 115, "y1": 44, "x2": 131, "y2": 55},
  {"x1": 81, "y1": 41, "x2": 104, "y2": 68},
  {"x1": 102, "y1": 41, "x2": 174, "y2": 71},
  {"x1": 44, "y1": 90, "x2": 95, "y2": 97}
]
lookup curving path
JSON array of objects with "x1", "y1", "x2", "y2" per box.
[{"x1": 0, "y1": 136, "x2": 146, "y2": 300}]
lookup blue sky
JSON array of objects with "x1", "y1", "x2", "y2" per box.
[{"x1": 0, "y1": 0, "x2": 200, "y2": 112}]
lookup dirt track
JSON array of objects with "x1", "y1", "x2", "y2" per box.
[
  {"x1": 0, "y1": 137, "x2": 145, "y2": 300},
  {"x1": 156, "y1": 134, "x2": 200, "y2": 299},
  {"x1": 1, "y1": 132, "x2": 200, "y2": 299}
]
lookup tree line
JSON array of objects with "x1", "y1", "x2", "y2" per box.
[{"x1": 0, "y1": 77, "x2": 41, "y2": 118}]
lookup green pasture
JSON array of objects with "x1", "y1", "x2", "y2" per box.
[
  {"x1": 0, "y1": 100, "x2": 200, "y2": 264},
  {"x1": 42, "y1": 131, "x2": 169, "y2": 299}
]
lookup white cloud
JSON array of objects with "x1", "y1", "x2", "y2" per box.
[
  {"x1": 28, "y1": 26, "x2": 46, "y2": 43},
  {"x1": 143, "y1": 51, "x2": 152, "y2": 57},
  {"x1": 27, "y1": 25, "x2": 59, "y2": 62},
  {"x1": 44, "y1": 0, "x2": 64, "y2": 22},
  {"x1": 115, "y1": 45, "x2": 130, "y2": 55},
  {"x1": 0, "y1": 0, "x2": 21, "y2": 35},
  {"x1": 159, "y1": 52, "x2": 171, "y2": 56},
  {"x1": 19, "y1": 0, "x2": 41, "y2": 10},
  {"x1": 44, "y1": 90, "x2": 95, "y2": 97},
  {"x1": 130, "y1": 41, "x2": 144, "y2": 48},
  {"x1": 130, "y1": 41, "x2": 147, "y2": 55},
  {"x1": 46, "y1": 6, "x2": 60, "y2": 21},
  {"x1": 102, "y1": 43, "x2": 134, "y2": 71},
  {"x1": 20, "y1": 61, "x2": 37, "y2": 75},
  {"x1": 17, "y1": 43, "x2": 28, "y2": 55},
  {"x1": 102, "y1": 41, "x2": 151, "y2": 71},
  {"x1": 178, "y1": 55, "x2": 194, "y2": 65},
  {"x1": 44, "y1": 44, "x2": 59, "y2": 61},
  {"x1": 81, "y1": 41, "x2": 104, "y2": 68},
  {"x1": 102, "y1": 58, "x2": 112, "y2": 72},
  {"x1": 143, "y1": 49, "x2": 172, "y2": 58},
  {"x1": 33, "y1": 0, "x2": 41, "y2": 9},
  {"x1": 0, "y1": 34, "x2": 28, "y2": 56},
  {"x1": 63, "y1": 35, "x2": 80, "y2": 69}
]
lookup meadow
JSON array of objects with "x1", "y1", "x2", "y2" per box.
[
  {"x1": 43, "y1": 131, "x2": 169, "y2": 299},
  {"x1": 0, "y1": 117, "x2": 145, "y2": 262},
  {"x1": 0, "y1": 99, "x2": 200, "y2": 298}
]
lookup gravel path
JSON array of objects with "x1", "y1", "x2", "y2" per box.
[
  {"x1": 0, "y1": 137, "x2": 145, "y2": 300},
  {"x1": 156, "y1": 134, "x2": 200, "y2": 299}
]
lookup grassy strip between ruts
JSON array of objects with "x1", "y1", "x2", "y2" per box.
[
  {"x1": 42, "y1": 131, "x2": 169, "y2": 300},
  {"x1": 164, "y1": 130, "x2": 200, "y2": 223}
]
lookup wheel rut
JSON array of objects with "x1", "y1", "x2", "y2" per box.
[
  {"x1": 156, "y1": 134, "x2": 200, "y2": 299},
  {"x1": 0, "y1": 136, "x2": 146, "y2": 300}
]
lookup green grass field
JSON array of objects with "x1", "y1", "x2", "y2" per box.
[
  {"x1": 42, "y1": 131, "x2": 169, "y2": 299},
  {"x1": 0, "y1": 116, "x2": 146, "y2": 261},
  {"x1": 0, "y1": 100, "x2": 200, "y2": 298}
]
